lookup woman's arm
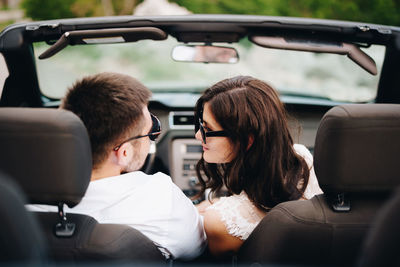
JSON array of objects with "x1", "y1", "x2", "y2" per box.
[
  {"x1": 196, "y1": 199, "x2": 212, "y2": 215},
  {"x1": 294, "y1": 143, "x2": 323, "y2": 198},
  {"x1": 203, "y1": 208, "x2": 243, "y2": 257}
]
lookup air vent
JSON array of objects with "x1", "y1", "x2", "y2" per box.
[{"x1": 169, "y1": 111, "x2": 195, "y2": 129}]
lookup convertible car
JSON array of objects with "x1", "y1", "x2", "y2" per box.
[{"x1": 0, "y1": 15, "x2": 399, "y2": 266}]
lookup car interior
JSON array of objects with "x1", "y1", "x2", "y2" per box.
[
  {"x1": 0, "y1": 108, "x2": 164, "y2": 263},
  {"x1": 0, "y1": 171, "x2": 47, "y2": 264},
  {"x1": 357, "y1": 186, "x2": 400, "y2": 267},
  {"x1": 0, "y1": 15, "x2": 400, "y2": 266},
  {"x1": 238, "y1": 104, "x2": 400, "y2": 266}
]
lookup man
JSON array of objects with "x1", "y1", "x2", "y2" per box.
[{"x1": 32, "y1": 72, "x2": 205, "y2": 260}]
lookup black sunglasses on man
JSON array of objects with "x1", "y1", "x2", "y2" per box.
[{"x1": 113, "y1": 113, "x2": 161, "y2": 151}]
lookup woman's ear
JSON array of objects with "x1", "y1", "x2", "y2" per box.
[{"x1": 247, "y1": 134, "x2": 254, "y2": 150}]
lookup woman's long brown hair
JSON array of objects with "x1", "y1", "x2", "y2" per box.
[{"x1": 195, "y1": 76, "x2": 310, "y2": 211}]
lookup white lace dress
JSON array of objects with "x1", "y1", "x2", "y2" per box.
[{"x1": 206, "y1": 144, "x2": 323, "y2": 241}]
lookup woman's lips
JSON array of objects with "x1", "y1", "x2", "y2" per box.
[{"x1": 202, "y1": 145, "x2": 209, "y2": 151}]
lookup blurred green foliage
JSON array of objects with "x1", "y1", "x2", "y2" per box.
[
  {"x1": 170, "y1": 0, "x2": 400, "y2": 26},
  {"x1": 21, "y1": 0, "x2": 76, "y2": 20},
  {"x1": 20, "y1": 0, "x2": 400, "y2": 26},
  {"x1": 0, "y1": 20, "x2": 14, "y2": 31},
  {"x1": 20, "y1": 0, "x2": 143, "y2": 20}
]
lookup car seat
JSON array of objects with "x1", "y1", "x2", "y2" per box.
[
  {"x1": 237, "y1": 104, "x2": 400, "y2": 266},
  {"x1": 0, "y1": 108, "x2": 164, "y2": 263},
  {"x1": 0, "y1": 171, "x2": 47, "y2": 263},
  {"x1": 357, "y1": 186, "x2": 400, "y2": 267}
]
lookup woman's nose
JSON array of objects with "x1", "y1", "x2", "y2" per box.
[{"x1": 195, "y1": 130, "x2": 202, "y2": 142}]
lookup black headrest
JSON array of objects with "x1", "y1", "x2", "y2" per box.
[
  {"x1": 0, "y1": 108, "x2": 92, "y2": 207},
  {"x1": 314, "y1": 104, "x2": 400, "y2": 194}
]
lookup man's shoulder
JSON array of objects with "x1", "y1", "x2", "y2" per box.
[
  {"x1": 90, "y1": 172, "x2": 175, "y2": 193},
  {"x1": 116, "y1": 171, "x2": 172, "y2": 182},
  {"x1": 142, "y1": 171, "x2": 173, "y2": 184},
  {"x1": 141, "y1": 172, "x2": 191, "y2": 202},
  {"x1": 130, "y1": 171, "x2": 177, "y2": 190}
]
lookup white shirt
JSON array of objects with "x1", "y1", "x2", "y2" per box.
[{"x1": 28, "y1": 171, "x2": 206, "y2": 260}]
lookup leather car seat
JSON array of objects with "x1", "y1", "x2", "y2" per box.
[
  {"x1": 0, "y1": 172, "x2": 47, "y2": 263},
  {"x1": 237, "y1": 104, "x2": 400, "y2": 266},
  {"x1": 357, "y1": 186, "x2": 400, "y2": 267},
  {"x1": 0, "y1": 108, "x2": 164, "y2": 263}
]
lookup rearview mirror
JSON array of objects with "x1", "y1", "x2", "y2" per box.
[{"x1": 172, "y1": 45, "x2": 239, "y2": 63}]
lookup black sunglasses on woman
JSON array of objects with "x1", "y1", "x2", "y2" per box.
[{"x1": 198, "y1": 118, "x2": 229, "y2": 144}]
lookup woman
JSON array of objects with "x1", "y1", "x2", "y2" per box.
[{"x1": 194, "y1": 76, "x2": 322, "y2": 257}]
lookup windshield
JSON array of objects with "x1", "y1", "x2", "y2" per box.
[{"x1": 34, "y1": 37, "x2": 385, "y2": 102}]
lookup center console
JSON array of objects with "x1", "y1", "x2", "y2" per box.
[{"x1": 170, "y1": 138, "x2": 203, "y2": 200}]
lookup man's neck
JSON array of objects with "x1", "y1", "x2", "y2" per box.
[{"x1": 90, "y1": 163, "x2": 121, "y2": 181}]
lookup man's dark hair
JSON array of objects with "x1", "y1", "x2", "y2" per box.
[{"x1": 61, "y1": 72, "x2": 151, "y2": 168}]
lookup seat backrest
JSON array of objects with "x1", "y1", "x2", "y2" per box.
[
  {"x1": 0, "y1": 108, "x2": 164, "y2": 263},
  {"x1": 238, "y1": 104, "x2": 400, "y2": 266},
  {"x1": 357, "y1": 187, "x2": 400, "y2": 267},
  {"x1": 0, "y1": 172, "x2": 47, "y2": 263}
]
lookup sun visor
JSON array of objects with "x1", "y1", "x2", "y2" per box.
[
  {"x1": 39, "y1": 27, "x2": 167, "y2": 59},
  {"x1": 250, "y1": 35, "x2": 377, "y2": 75}
]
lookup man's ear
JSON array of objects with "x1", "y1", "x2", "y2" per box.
[
  {"x1": 247, "y1": 134, "x2": 254, "y2": 150},
  {"x1": 115, "y1": 142, "x2": 132, "y2": 166}
]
